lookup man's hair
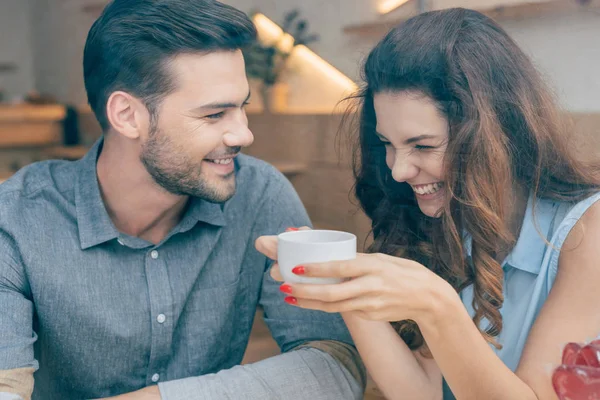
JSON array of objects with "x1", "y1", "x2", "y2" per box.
[{"x1": 83, "y1": 0, "x2": 256, "y2": 131}]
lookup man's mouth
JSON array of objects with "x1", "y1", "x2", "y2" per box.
[{"x1": 204, "y1": 158, "x2": 234, "y2": 165}]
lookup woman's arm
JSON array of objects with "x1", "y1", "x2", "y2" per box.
[
  {"x1": 269, "y1": 201, "x2": 600, "y2": 399},
  {"x1": 342, "y1": 312, "x2": 442, "y2": 400},
  {"x1": 419, "y1": 201, "x2": 600, "y2": 400}
]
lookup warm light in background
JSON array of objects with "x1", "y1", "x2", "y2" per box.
[
  {"x1": 378, "y1": 0, "x2": 412, "y2": 14},
  {"x1": 252, "y1": 13, "x2": 357, "y2": 92}
]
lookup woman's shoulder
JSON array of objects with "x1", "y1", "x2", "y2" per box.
[
  {"x1": 547, "y1": 191, "x2": 600, "y2": 238},
  {"x1": 538, "y1": 191, "x2": 600, "y2": 285}
]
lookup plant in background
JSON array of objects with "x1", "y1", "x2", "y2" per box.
[{"x1": 244, "y1": 9, "x2": 319, "y2": 112}]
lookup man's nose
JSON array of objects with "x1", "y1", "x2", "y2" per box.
[{"x1": 223, "y1": 125, "x2": 254, "y2": 148}]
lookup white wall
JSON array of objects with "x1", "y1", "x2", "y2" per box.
[
  {"x1": 0, "y1": 0, "x2": 35, "y2": 101},
  {"x1": 31, "y1": 0, "x2": 102, "y2": 105},
  {"x1": 223, "y1": 0, "x2": 381, "y2": 81},
  {"x1": 502, "y1": 11, "x2": 600, "y2": 112},
  {"x1": 225, "y1": 0, "x2": 600, "y2": 112},
  {"x1": 4, "y1": 0, "x2": 598, "y2": 112}
]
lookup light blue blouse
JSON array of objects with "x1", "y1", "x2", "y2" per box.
[{"x1": 444, "y1": 191, "x2": 600, "y2": 398}]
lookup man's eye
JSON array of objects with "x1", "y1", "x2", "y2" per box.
[{"x1": 205, "y1": 111, "x2": 225, "y2": 120}]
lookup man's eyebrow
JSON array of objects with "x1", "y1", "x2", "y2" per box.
[{"x1": 191, "y1": 91, "x2": 251, "y2": 112}]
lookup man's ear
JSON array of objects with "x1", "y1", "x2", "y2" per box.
[{"x1": 105, "y1": 91, "x2": 150, "y2": 140}]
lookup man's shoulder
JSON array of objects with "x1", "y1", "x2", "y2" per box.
[{"x1": 0, "y1": 159, "x2": 76, "y2": 211}]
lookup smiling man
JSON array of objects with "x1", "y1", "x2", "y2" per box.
[{"x1": 0, "y1": 1, "x2": 365, "y2": 399}]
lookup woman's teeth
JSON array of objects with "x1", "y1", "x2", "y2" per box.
[
  {"x1": 412, "y1": 182, "x2": 443, "y2": 195},
  {"x1": 208, "y1": 158, "x2": 233, "y2": 165}
]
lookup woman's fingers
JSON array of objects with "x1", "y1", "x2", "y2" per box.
[
  {"x1": 286, "y1": 276, "x2": 378, "y2": 303},
  {"x1": 285, "y1": 295, "x2": 383, "y2": 317},
  {"x1": 298, "y1": 254, "x2": 373, "y2": 279},
  {"x1": 255, "y1": 235, "x2": 278, "y2": 260},
  {"x1": 255, "y1": 226, "x2": 311, "y2": 260},
  {"x1": 270, "y1": 262, "x2": 284, "y2": 282}
]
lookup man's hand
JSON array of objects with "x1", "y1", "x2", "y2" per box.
[{"x1": 95, "y1": 385, "x2": 160, "y2": 400}]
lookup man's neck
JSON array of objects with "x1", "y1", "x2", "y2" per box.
[{"x1": 96, "y1": 137, "x2": 189, "y2": 244}]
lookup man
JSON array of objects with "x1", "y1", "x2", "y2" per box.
[{"x1": 0, "y1": 1, "x2": 365, "y2": 399}]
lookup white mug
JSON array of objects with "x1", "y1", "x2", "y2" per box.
[{"x1": 277, "y1": 230, "x2": 357, "y2": 284}]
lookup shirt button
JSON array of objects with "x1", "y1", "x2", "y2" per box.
[
  {"x1": 151, "y1": 373, "x2": 160, "y2": 382},
  {"x1": 150, "y1": 250, "x2": 159, "y2": 259},
  {"x1": 157, "y1": 314, "x2": 166, "y2": 324},
  {"x1": 117, "y1": 238, "x2": 124, "y2": 246}
]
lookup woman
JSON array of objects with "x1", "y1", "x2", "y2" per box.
[{"x1": 256, "y1": 8, "x2": 600, "y2": 400}]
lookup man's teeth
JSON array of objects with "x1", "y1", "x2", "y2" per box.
[
  {"x1": 412, "y1": 182, "x2": 443, "y2": 195},
  {"x1": 209, "y1": 158, "x2": 233, "y2": 165}
]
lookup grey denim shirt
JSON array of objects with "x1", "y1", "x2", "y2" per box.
[{"x1": 0, "y1": 139, "x2": 358, "y2": 399}]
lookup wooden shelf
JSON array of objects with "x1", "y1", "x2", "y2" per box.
[
  {"x1": 0, "y1": 104, "x2": 66, "y2": 123},
  {"x1": 344, "y1": 0, "x2": 600, "y2": 37},
  {"x1": 0, "y1": 105, "x2": 66, "y2": 148},
  {"x1": 42, "y1": 145, "x2": 88, "y2": 160}
]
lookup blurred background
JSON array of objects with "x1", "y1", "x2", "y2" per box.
[{"x1": 1, "y1": 1, "x2": 599, "y2": 398}]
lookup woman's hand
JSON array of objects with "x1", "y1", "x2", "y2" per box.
[
  {"x1": 278, "y1": 253, "x2": 456, "y2": 323},
  {"x1": 254, "y1": 227, "x2": 310, "y2": 281}
]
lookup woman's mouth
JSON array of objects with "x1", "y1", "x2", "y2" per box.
[{"x1": 411, "y1": 182, "x2": 443, "y2": 195}]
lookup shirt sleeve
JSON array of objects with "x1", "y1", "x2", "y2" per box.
[
  {"x1": 0, "y1": 231, "x2": 37, "y2": 399},
  {"x1": 254, "y1": 169, "x2": 355, "y2": 352},
  {"x1": 0, "y1": 393, "x2": 25, "y2": 400},
  {"x1": 158, "y1": 346, "x2": 364, "y2": 400}
]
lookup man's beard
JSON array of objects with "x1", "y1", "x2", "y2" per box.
[{"x1": 140, "y1": 126, "x2": 238, "y2": 203}]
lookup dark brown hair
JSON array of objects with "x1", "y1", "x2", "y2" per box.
[
  {"x1": 345, "y1": 8, "x2": 600, "y2": 351},
  {"x1": 84, "y1": 0, "x2": 256, "y2": 131}
]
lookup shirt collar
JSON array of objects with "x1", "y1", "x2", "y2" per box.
[
  {"x1": 503, "y1": 194, "x2": 556, "y2": 275},
  {"x1": 75, "y1": 138, "x2": 226, "y2": 250},
  {"x1": 464, "y1": 194, "x2": 556, "y2": 275},
  {"x1": 75, "y1": 139, "x2": 120, "y2": 250}
]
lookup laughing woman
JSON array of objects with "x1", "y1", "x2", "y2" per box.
[{"x1": 256, "y1": 7, "x2": 600, "y2": 400}]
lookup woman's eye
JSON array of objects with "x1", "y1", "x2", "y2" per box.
[
  {"x1": 415, "y1": 145, "x2": 434, "y2": 150},
  {"x1": 205, "y1": 111, "x2": 225, "y2": 120}
]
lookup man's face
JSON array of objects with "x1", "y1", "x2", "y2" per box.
[{"x1": 141, "y1": 50, "x2": 254, "y2": 203}]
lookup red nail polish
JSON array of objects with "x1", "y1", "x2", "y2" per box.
[
  {"x1": 284, "y1": 296, "x2": 297, "y2": 305},
  {"x1": 292, "y1": 266, "x2": 305, "y2": 275},
  {"x1": 286, "y1": 227, "x2": 299, "y2": 232},
  {"x1": 280, "y1": 284, "x2": 293, "y2": 294}
]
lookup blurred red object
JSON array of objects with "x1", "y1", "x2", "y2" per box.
[{"x1": 553, "y1": 340, "x2": 600, "y2": 400}]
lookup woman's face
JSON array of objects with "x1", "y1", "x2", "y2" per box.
[{"x1": 373, "y1": 91, "x2": 449, "y2": 218}]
